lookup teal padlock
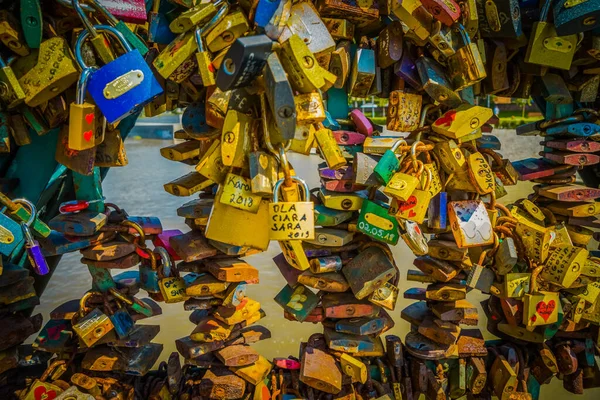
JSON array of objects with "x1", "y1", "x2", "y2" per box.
[
  {"x1": 356, "y1": 200, "x2": 400, "y2": 245},
  {"x1": 373, "y1": 139, "x2": 407, "y2": 185},
  {"x1": 0, "y1": 211, "x2": 24, "y2": 257}
]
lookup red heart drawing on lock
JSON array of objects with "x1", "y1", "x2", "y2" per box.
[
  {"x1": 398, "y1": 196, "x2": 417, "y2": 212},
  {"x1": 83, "y1": 130, "x2": 93, "y2": 142},
  {"x1": 536, "y1": 299, "x2": 556, "y2": 322},
  {"x1": 85, "y1": 113, "x2": 94, "y2": 125},
  {"x1": 34, "y1": 385, "x2": 58, "y2": 400}
]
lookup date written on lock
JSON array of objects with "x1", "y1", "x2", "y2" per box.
[{"x1": 269, "y1": 177, "x2": 315, "y2": 241}]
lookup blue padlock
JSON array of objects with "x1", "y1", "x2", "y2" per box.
[
  {"x1": 182, "y1": 101, "x2": 210, "y2": 138},
  {"x1": 545, "y1": 122, "x2": 600, "y2": 137},
  {"x1": 554, "y1": 0, "x2": 600, "y2": 35},
  {"x1": 0, "y1": 211, "x2": 23, "y2": 257},
  {"x1": 254, "y1": 0, "x2": 282, "y2": 29},
  {"x1": 148, "y1": 0, "x2": 177, "y2": 44},
  {"x1": 74, "y1": 25, "x2": 163, "y2": 124}
]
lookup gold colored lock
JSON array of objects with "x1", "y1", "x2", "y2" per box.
[
  {"x1": 295, "y1": 92, "x2": 326, "y2": 125},
  {"x1": 221, "y1": 109, "x2": 252, "y2": 168},
  {"x1": 314, "y1": 123, "x2": 347, "y2": 170},
  {"x1": 279, "y1": 34, "x2": 337, "y2": 94}
]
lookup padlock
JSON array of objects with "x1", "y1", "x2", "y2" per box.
[
  {"x1": 523, "y1": 291, "x2": 560, "y2": 327},
  {"x1": 447, "y1": 200, "x2": 494, "y2": 248},
  {"x1": 195, "y1": 5, "x2": 230, "y2": 87},
  {"x1": 207, "y1": 258, "x2": 259, "y2": 283},
  {"x1": 19, "y1": 35, "x2": 80, "y2": 107},
  {"x1": 269, "y1": 176, "x2": 315, "y2": 241},
  {"x1": 554, "y1": 0, "x2": 600, "y2": 35},
  {"x1": 148, "y1": 0, "x2": 177, "y2": 44},
  {"x1": 373, "y1": 139, "x2": 407, "y2": 185},
  {"x1": 205, "y1": 9, "x2": 249, "y2": 53},
  {"x1": 104, "y1": 298, "x2": 134, "y2": 340},
  {"x1": 16, "y1": 198, "x2": 50, "y2": 275},
  {"x1": 386, "y1": 90, "x2": 422, "y2": 132},
  {"x1": 220, "y1": 173, "x2": 262, "y2": 213},
  {"x1": 391, "y1": 0, "x2": 433, "y2": 42},
  {"x1": 349, "y1": 47, "x2": 376, "y2": 98},
  {"x1": 525, "y1": 0, "x2": 578, "y2": 70},
  {"x1": 432, "y1": 104, "x2": 493, "y2": 139},
  {"x1": 314, "y1": 123, "x2": 347, "y2": 170},
  {"x1": 68, "y1": 68, "x2": 97, "y2": 151},
  {"x1": 156, "y1": 247, "x2": 189, "y2": 303},
  {"x1": 217, "y1": 34, "x2": 277, "y2": 91},
  {"x1": 295, "y1": 92, "x2": 326, "y2": 126},
  {"x1": 447, "y1": 24, "x2": 487, "y2": 90},
  {"x1": 206, "y1": 185, "x2": 271, "y2": 251},
  {"x1": 477, "y1": 0, "x2": 522, "y2": 39},
  {"x1": 87, "y1": 0, "x2": 149, "y2": 56},
  {"x1": 541, "y1": 244, "x2": 588, "y2": 288},
  {"x1": 343, "y1": 245, "x2": 397, "y2": 300},
  {"x1": 385, "y1": 146, "x2": 424, "y2": 201},
  {"x1": 464, "y1": 145, "x2": 496, "y2": 195},
  {"x1": 71, "y1": 0, "x2": 117, "y2": 64},
  {"x1": 22, "y1": 360, "x2": 67, "y2": 400},
  {"x1": 169, "y1": 0, "x2": 223, "y2": 33},
  {"x1": 300, "y1": 342, "x2": 342, "y2": 394},
  {"x1": 391, "y1": 166, "x2": 433, "y2": 224},
  {"x1": 221, "y1": 109, "x2": 251, "y2": 167},
  {"x1": 428, "y1": 20, "x2": 456, "y2": 60},
  {"x1": 357, "y1": 200, "x2": 400, "y2": 245},
  {"x1": 74, "y1": 25, "x2": 163, "y2": 124},
  {"x1": 9, "y1": 115, "x2": 31, "y2": 148},
  {"x1": 71, "y1": 292, "x2": 115, "y2": 347},
  {"x1": 279, "y1": 34, "x2": 336, "y2": 94},
  {"x1": 416, "y1": 52, "x2": 462, "y2": 107},
  {"x1": 0, "y1": 55, "x2": 25, "y2": 109},
  {"x1": 0, "y1": 209, "x2": 23, "y2": 257},
  {"x1": 264, "y1": 52, "x2": 296, "y2": 140}
]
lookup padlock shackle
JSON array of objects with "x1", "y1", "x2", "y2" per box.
[
  {"x1": 76, "y1": 67, "x2": 97, "y2": 105},
  {"x1": 539, "y1": 0, "x2": 553, "y2": 22},
  {"x1": 452, "y1": 23, "x2": 470, "y2": 45},
  {"x1": 72, "y1": 0, "x2": 98, "y2": 37},
  {"x1": 74, "y1": 25, "x2": 134, "y2": 70},
  {"x1": 410, "y1": 140, "x2": 424, "y2": 167},
  {"x1": 390, "y1": 139, "x2": 407, "y2": 154},
  {"x1": 121, "y1": 219, "x2": 146, "y2": 246},
  {"x1": 273, "y1": 176, "x2": 310, "y2": 203},
  {"x1": 78, "y1": 291, "x2": 102, "y2": 317},
  {"x1": 195, "y1": 2, "x2": 230, "y2": 51},
  {"x1": 155, "y1": 246, "x2": 175, "y2": 277},
  {"x1": 57, "y1": 0, "x2": 94, "y2": 12},
  {"x1": 40, "y1": 360, "x2": 67, "y2": 383}
]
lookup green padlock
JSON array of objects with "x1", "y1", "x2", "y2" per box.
[
  {"x1": 357, "y1": 200, "x2": 400, "y2": 245},
  {"x1": 373, "y1": 139, "x2": 407, "y2": 185}
]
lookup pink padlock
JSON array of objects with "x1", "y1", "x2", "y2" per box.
[
  {"x1": 97, "y1": 0, "x2": 147, "y2": 24},
  {"x1": 350, "y1": 109, "x2": 374, "y2": 136},
  {"x1": 332, "y1": 130, "x2": 366, "y2": 145},
  {"x1": 273, "y1": 358, "x2": 301, "y2": 370},
  {"x1": 321, "y1": 179, "x2": 367, "y2": 193},
  {"x1": 153, "y1": 229, "x2": 184, "y2": 261}
]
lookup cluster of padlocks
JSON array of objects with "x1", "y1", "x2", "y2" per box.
[{"x1": 1, "y1": 0, "x2": 600, "y2": 398}]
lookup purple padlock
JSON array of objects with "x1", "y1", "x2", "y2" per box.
[
  {"x1": 14, "y1": 198, "x2": 50, "y2": 275},
  {"x1": 349, "y1": 109, "x2": 374, "y2": 137}
]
